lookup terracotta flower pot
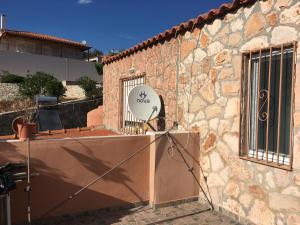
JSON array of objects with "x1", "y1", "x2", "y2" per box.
[{"x1": 17, "y1": 123, "x2": 37, "y2": 141}]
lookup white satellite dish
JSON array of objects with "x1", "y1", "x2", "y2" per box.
[{"x1": 128, "y1": 85, "x2": 161, "y2": 121}]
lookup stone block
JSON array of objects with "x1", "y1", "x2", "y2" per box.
[
  {"x1": 287, "y1": 214, "x2": 300, "y2": 225},
  {"x1": 224, "y1": 98, "x2": 239, "y2": 118},
  {"x1": 207, "y1": 19, "x2": 222, "y2": 36},
  {"x1": 219, "y1": 67, "x2": 234, "y2": 80},
  {"x1": 224, "y1": 181, "x2": 240, "y2": 197},
  {"x1": 194, "y1": 48, "x2": 207, "y2": 62},
  {"x1": 209, "y1": 118, "x2": 219, "y2": 130},
  {"x1": 274, "y1": 168, "x2": 290, "y2": 188},
  {"x1": 181, "y1": 39, "x2": 197, "y2": 60},
  {"x1": 221, "y1": 81, "x2": 240, "y2": 95},
  {"x1": 207, "y1": 173, "x2": 225, "y2": 187},
  {"x1": 267, "y1": 12, "x2": 278, "y2": 26},
  {"x1": 244, "y1": 13, "x2": 266, "y2": 38},
  {"x1": 282, "y1": 186, "x2": 300, "y2": 197},
  {"x1": 210, "y1": 151, "x2": 224, "y2": 172},
  {"x1": 190, "y1": 95, "x2": 207, "y2": 113},
  {"x1": 215, "y1": 50, "x2": 231, "y2": 66},
  {"x1": 208, "y1": 41, "x2": 224, "y2": 56},
  {"x1": 241, "y1": 36, "x2": 268, "y2": 52},
  {"x1": 223, "y1": 133, "x2": 239, "y2": 153},
  {"x1": 248, "y1": 200, "x2": 275, "y2": 225},
  {"x1": 265, "y1": 171, "x2": 276, "y2": 189},
  {"x1": 271, "y1": 26, "x2": 297, "y2": 45},
  {"x1": 248, "y1": 185, "x2": 267, "y2": 199},
  {"x1": 239, "y1": 193, "x2": 253, "y2": 209},
  {"x1": 279, "y1": 2, "x2": 300, "y2": 24},
  {"x1": 200, "y1": 32, "x2": 210, "y2": 48},
  {"x1": 203, "y1": 132, "x2": 217, "y2": 153},
  {"x1": 230, "y1": 18, "x2": 243, "y2": 32},
  {"x1": 223, "y1": 199, "x2": 245, "y2": 217},
  {"x1": 293, "y1": 173, "x2": 300, "y2": 186},
  {"x1": 269, "y1": 193, "x2": 300, "y2": 211},
  {"x1": 205, "y1": 105, "x2": 222, "y2": 119},
  {"x1": 228, "y1": 32, "x2": 242, "y2": 47},
  {"x1": 200, "y1": 82, "x2": 215, "y2": 104},
  {"x1": 275, "y1": 0, "x2": 292, "y2": 10}
]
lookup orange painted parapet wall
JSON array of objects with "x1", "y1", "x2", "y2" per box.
[
  {"x1": 0, "y1": 132, "x2": 200, "y2": 224},
  {"x1": 87, "y1": 106, "x2": 103, "y2": 127},
  {"x1": 0, "y1": 135, "x2": 150, "y2": 223},
  {"x1": 149, "y1": 132, "x2": 200, "y2": 205}
]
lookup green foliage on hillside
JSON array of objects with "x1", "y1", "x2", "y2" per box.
[
  {"x1": 19, "y1": 72, "x2": 66, "y2": 99},
  {"x1": 77, "y1": 76, "x2": 102, "y2": 99},
  {"x1": 1, "y1": 74, "x2": 25, "y2": 83}
]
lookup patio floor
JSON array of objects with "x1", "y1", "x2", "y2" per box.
[{"x1": 30, "y1": 201, "x2": 242, "y2": 225}]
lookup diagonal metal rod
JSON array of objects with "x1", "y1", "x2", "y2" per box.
[
  {"x1": 40, "y1": 126, "x2": 174, "y2": 219},
  {"x1": 166, "y1": 133, "x2": 214, "y2": 210}
]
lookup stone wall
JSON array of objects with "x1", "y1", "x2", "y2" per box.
[
  {"x1": 0, "y1": 82, "x2": 86, "y2": 101},
  {"x1": 0, "y1": 83, "x2": 20, "y2": 100},
  {"x1": 103, "y1": 0, "x2": 300, "y2": 224},
  {"x1": 63, "y1": 82, "x2": 86, "y2": 100},
  {"x1": 0, "y1": 99, "x2": 102, "y2": 135}
]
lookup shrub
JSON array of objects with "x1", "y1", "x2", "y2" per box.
[
  {"x1": 19, "y1": 72, "x2": 66, "y2": 99},
  {"x1": 77, "y1": 76, "x2": 102, "y2": 99},
  {"x1": 1, "y1": 74, "x2": 24, "y2": 83},
  {"x1": 45, "y1": 79, "x2": 66, "y2": 97}
]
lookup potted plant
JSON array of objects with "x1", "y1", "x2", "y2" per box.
[{"x1": 14, "y1": 109, "x2": 37, "y2": 141}]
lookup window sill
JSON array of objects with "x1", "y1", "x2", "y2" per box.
[
  {"x1": 239, "y1": 156, "x2": 292, "y2": 171},
  {"x1": 248, "y1": 149, "x2": 290, "y2": 165}
]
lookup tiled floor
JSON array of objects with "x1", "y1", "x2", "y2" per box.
[{"x1": 31, "y1": 201, "x2": 242, "y2": 225}]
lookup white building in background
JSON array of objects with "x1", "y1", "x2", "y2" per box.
[{"x1": 0, "y1": 14, "x2": 102, "y2": 83}]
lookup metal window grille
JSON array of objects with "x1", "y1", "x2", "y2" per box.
[
  {"x1": 121, "y1": 75, "x2": 145, "y2": 134},
  {"x1": 240, "y1": 42, "x2": 297, "y2": 170}
]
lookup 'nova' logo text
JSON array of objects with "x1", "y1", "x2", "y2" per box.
[{"x1": 137, "y1": 91, "x2": 150, "y2": 104}]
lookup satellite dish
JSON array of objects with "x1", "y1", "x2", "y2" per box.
[{"x1": 128, "y1": 85, "x2": 161, "y2": 121}]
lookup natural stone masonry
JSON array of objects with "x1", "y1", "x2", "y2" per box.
[
  {"x1": 0, "y1": 83, "x2": 20, "y2": 101},
  {"x1": 63, "y1": 83, "x2": 85, "y2": 100},
  {"x1": 103, "y1": 0, "x2": 300, "y2": 224},
  {"x1": 0, "y1": 82, "x2": 86, "y2": 101}
]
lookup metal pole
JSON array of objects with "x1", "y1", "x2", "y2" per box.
[
  {"x1": 6, "y1": 194, "x2": 11, "y2": 225},
  {"x1": 26, "y1": 139, "x2": 31, "y2": 224}
]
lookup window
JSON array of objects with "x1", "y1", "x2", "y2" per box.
[
  {"x1": 121, "y1": 75, "x2": 145, "y2": 134},
  {"x1": 240, "y1": 42, "x2": 297, "y2": 169},
  {"x1": 16, "y1": 40, "x2": 36, "y2": 54}
]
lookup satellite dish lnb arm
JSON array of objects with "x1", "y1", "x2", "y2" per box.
[{"x1": 145, "y1": 106, "x2": 157, "y2": 132}]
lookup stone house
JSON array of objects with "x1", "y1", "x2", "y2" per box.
[{"x1": 102, "y1": 0, "x2": 300, "y2": 224}]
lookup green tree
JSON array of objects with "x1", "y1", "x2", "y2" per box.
[
  {"x1": 77, "y1": 76, "x2": 102, "y2": 99},
  {"x1": 1, "y1": 73, "x2": 24, "y2": 83},
  {"x1": 19, "y1": 72, "x2": 66, "y2": 99}
]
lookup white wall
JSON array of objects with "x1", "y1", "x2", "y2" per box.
[{"x1": 0, "y1": 51, "x2": 102, "y2": 82}]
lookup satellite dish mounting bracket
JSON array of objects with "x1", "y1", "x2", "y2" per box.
[{"x1": 144, "y1": 106, "x2": 158, "y2": 132}]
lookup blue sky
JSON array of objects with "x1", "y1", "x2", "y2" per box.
[{"x1": 1, "y1": 0, "x2": 227, "y2": 53}]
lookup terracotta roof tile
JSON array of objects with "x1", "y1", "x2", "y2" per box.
[
  {"x1": 103, "y1": 0, "x2": 257, "y2": 64},
  {"x1": 0, "y1": 29, "x2": 91, "y2": 50}
]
